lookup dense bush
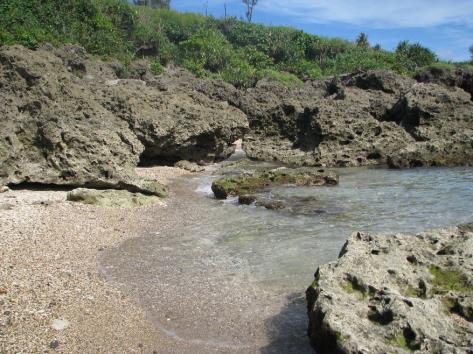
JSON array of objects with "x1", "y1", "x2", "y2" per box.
[
  {"x1": 0, "y1": 0, "x2": 462, "y2": 88},
  {"x1": 395, "y1": 41, "x2": 438, "y2": 71}
]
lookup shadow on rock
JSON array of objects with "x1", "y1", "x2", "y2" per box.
[{"x1": 260, "y1": 292, "x2": 314, "y2": 354}]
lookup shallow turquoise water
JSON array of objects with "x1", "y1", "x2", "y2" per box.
[{"x1": 101, "y1": 165, "x2": 473, "y2": 353}]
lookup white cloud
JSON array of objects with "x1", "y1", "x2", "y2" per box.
[{"x1": 258, "y1": 0, "x2": 473, "y2": 28}]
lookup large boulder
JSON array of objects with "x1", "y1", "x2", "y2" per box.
[
  {"x1": 306, "y1": 224, "x2": 473, "y2": 354},
  {"x1": 96, "y1": 79, "x2": 248, "y2": 165},
  {"x1": 0, "y1": 45, "x2": 248, "y2": 191},
  {"x1": 0, "y1": 45, "x2": 144, "y2": 191},
  {"x1": 385, "y1": 83, "x2": 473, "y2": 168}
]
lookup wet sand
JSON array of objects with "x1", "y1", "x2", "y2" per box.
[{"x1": 0, "y1": 167, "x2": 229, "y2": 353}]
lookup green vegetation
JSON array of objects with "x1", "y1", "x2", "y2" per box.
[
  {"x1": 387, "y1": 333, "x2": 413, "y2": 351},
  {"x1": 340, "y1": 279, "x2": 366, "y2": 299},
  {"x1": 0, "y1": 0, "x2": 468, "y2": 87},
  {"x1": 211, "y1": 169, "x2": 337, "y2": 199},
  {"x1": 429, "y1": 265, "x2": 473, "y2": 294},
  {"x1": 386, "y1": 329, "x2": 420, "y2": 352}
]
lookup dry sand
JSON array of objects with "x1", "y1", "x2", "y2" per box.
[{"x1": 0, "y1": 167, "x2": 224, "y2": 354}]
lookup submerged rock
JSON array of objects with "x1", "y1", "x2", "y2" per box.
[
  {"x1": 211, "y1": 168, "x2": 338, "y2": 200},
  {"x1": 306, "y1": 224, "x2": 473, "y2": 354},
  {"x1": 66, "y1": 188, "x2": 163, "y2": 208}
]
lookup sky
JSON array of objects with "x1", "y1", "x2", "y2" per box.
[{"x1": 168, "y1": 0, "x2": 473, "y2": 62}]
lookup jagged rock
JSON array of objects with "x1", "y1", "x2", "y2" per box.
[
  {"x1": 66, "y1": 188, "x2": 163, "y2": 208},
  {"x1": 385, "y1": 84, "x2": 473, "y2": 168},
  {"x1": 0, "y1": 45, "x2": 248, "y2": 191},
  {"x1": 238, "y1": 194, "x2": 258, "y2": 205},
  {"x1": 306, "y1": 225, "x2": 473, "y2": 354},
  {"x1": 0, "y1": 186, "x2": 10, "y2": 193},
  {"x1": 0, "y1": 45, "x2": 143, "y2": 191},
  {"x1": 132, "y1": 66, "x2": 473, "y2": 169},
  {"x1": 211, "y1": 167, "x2": 338, "y2": 200},
  {"x1": 415, "y1": 66, "x2": 473, "y2": 100},
  {"x1": 95, "y1": 75, "x2": 248, "y2": 166},
  {"x1": 345, "y1": 70, "x2": 415, "y2": 95},
  {"x1": 127, "y1": 59, "x2": 154, "y2": 81}
]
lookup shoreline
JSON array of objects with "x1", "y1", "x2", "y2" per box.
[
  {"x1": 0, "y1": 167, "x2": 212, "y2": 353},
  {"x1": 2, "y1": 164, "x2": 473, "y2": 353}
]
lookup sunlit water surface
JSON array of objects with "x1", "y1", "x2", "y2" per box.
[{"x1": 100, "y1": 163, "x2": 473, "y2": 353}]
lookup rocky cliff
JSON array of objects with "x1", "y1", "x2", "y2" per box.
[
  {"x1": 1, "y1": 45, "x2": 472, "y2": 192},
  {"x1": 0, "y1": 45, "x2": 248, "y2": 192},
  {"x1": 151, "y1": 67, "x2": 473, "y2": 168},
  {"x1": 306, "y1": 224, "x2": 473, "y2": 354}
]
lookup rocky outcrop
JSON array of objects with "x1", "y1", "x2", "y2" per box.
[
  {"x1": 415, "y1": 66, "x2": 473, "y2": 100},
  {"x1": 385, "y1": 83, "x2": 473, "y2": 168},
  {"x1": 1, "y1": 44, "x2": 472, "y2": 188},
  {"x1": 306, "y1": 224, "x2": 473, "y2": 354},
  {"x1": 211, "y1": 167, "x2": 338, "y2": 200},
  {"x1": 0, "y1": 45, "x2": 248, "y2": 191},
  {"x1": 155, "y1": 67, "x2": 473, "y2": 168}
]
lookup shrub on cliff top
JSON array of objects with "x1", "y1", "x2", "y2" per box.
[{"x1": 0, "y1": 0, "x2": 459, "y2": 88}]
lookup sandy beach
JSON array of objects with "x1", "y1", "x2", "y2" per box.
[{"x1": 0, "y1": 167, "x2": 219, "y2": 354}]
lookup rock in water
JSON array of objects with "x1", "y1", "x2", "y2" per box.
[
  {"x1": 306, "y1": 224, "x2": 473, "y2": 354},
  {"x1": 211, "y1": 168, "x2": 338, "y2": 200}
]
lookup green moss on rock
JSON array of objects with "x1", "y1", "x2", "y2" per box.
[
  {"x1": 211, "y1": 168, "x2": 338, "y2": 199},
  {"x1": 429, "y1": 265, "x2": 473, "y2": 294}
]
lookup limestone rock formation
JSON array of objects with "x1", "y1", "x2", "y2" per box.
[
  {"x1": 0, "y1": 45, "x2": 248, "y2": 192},
  {"x1": 306, "y1": 224, "x2": 473, "y2": 354},
  {"x1": 155, "y1": 67, "x2": 473, "y2": 168},
  {"x1": 386, "y1": 83, "x2": 473, "y2": 168},
  {"x1": 415, "y1": 66, "x2": 473, "y2": 100}
]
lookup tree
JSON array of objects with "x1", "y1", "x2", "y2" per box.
[
  {"x1": 133, "y1": 0, "x2": 170, "y2": 9},
  {"x1": 470, "y1": 45, "x2": 473, "y2": 62},
  {"x1": 356, "y1": 32, "x2": 369, "y2": 49},
  {"x1": 396, "y1": 40, "x2": 437, "y2": 68},
  {"x1": 243, "y1": 0, "x2": 257, "y2": 22}
]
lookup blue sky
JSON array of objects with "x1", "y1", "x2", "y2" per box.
[{"x1": 168, "y1": 0, "x2": 473, "y2": 61}]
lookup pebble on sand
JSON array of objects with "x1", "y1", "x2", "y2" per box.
[{"x1": 52, "y1": 319, "x2": 70, "y2": 331}]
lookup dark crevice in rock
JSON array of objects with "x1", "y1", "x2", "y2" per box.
[
  {"x1": 402, "y1": 326, "x2": 421, "y2": 351},
  {"x1": 368, "y1": 308, "x2": 394, "y2": 325},
  {"x1": 8, "y1": 182, "x2": 75, "y2": 192}
]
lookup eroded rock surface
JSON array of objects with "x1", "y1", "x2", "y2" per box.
[
  {"x1": 155, "y1": 68, "x2": 473, "y2": 168},
  {"x1": 306, "y1": 224, "x2": 473, "y2": 354},
  {"x1": 0, "y1": 45, "x2": 248, "y2": 191}
]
